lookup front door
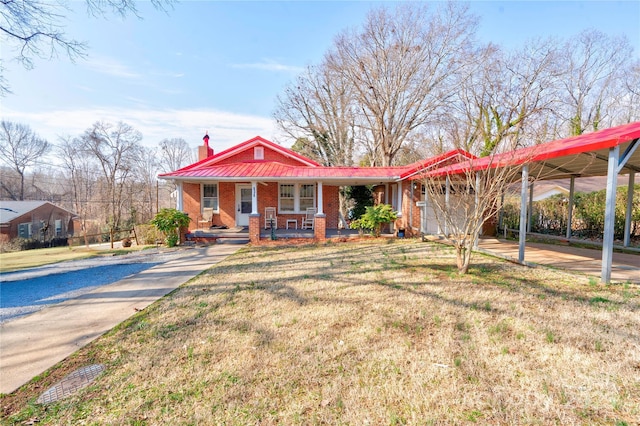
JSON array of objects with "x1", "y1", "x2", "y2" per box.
[{"x1": 235, "y1": 184, "x2": 252, "y2": 227}]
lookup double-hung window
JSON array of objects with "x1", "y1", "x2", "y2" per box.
[
  {"x1": 202, "y1": 183, "x2": 219, "y2": 212},
  {"x1": 279, "y1": 184, "x2": 295, "y2": 212},
  {"x1": 279, "y1": 183, "x2": 315, "y2": 213}
]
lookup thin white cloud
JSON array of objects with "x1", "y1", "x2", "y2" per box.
[
  {"x1": 83, "y1": 55, "x2": 141, "y2": 79},
  {"x1": 231, "y1": 59, "x2": 304, "y2": 74},
  {"x1": 1, "y1": 107, "x2": 281, "y2": 152}
]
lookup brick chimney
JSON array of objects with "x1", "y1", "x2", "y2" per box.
[{"x1": 198, "y1": 131, "x2": 214, "y2": 160}]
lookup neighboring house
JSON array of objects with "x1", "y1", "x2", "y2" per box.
[
  {"x1": 159, "y1": 134, "x2": 475, "y2": 242},
  {"x1": 0, "y1": 201, "x2": 77, "y2": 243},
  {"x1": 531, "y1": 184, "x2": 570, "y2": 202}
]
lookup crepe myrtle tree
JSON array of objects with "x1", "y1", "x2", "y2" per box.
[
  {"x1": 151, "y1": 208, "x2": 190, "y2": 247},
  {"x1": 421, "y1": 155, "x2": 527, "y2": 274}
]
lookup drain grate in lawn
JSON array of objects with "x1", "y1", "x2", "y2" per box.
[{"x1": 36, "y1": 364, "x2": 105, "y2": 404}]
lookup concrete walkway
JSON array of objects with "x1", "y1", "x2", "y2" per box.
[
  {"x1": 0, "y1": 244, "x2": 242, "y2": 394},
  {"x1": 476, "y1": 238, "x2": 640, "y2": 284}
]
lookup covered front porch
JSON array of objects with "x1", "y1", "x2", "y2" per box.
[{"x1": 186, "y1": 226, "x2": 364, "y2": 244}]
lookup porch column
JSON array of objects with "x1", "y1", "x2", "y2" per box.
[
  {"x1": 176, "y1": 181, "x2": 184, "y2": 211},
  {"x1": 315, "y1": 181, "x2": 326, "y2": 240},
  {"x1": 518, "y1": 166, "x2": 529, "y2": 263},
  {"x1": 623, "y1": 172, "x2": 635, "y2": 247},
  {"x1": 473, "y1": 172, "x2": 480, "y2": 249},
  {"x1": 317, "y1": 181, "x2": 324, "y2": 214},
  {"x1": 566, "y1": 176, "x2": 575, "y2": 240},
  {"x1": 601, "y1": 146, "x2": 619, "y2": 283},
  {"x1": 444, "y1": 175, "x2": 450, "y2": 236},
  {"x1": 251, "y1": 181, "x2": 258, "y2": 214},
  {"x1": 527, "y1": 182, "x2": 534, "y2": 233},
  {"x1": 396, "y1": 181, "x2": 403, "y2": 217}
]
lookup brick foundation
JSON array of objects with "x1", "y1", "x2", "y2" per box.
[
  {"x1": 249, "y1": 214, "x2": 260, "y2": 243},
  {"x1": 314, "y1": 214, "x2": 326, "y2": 241}
]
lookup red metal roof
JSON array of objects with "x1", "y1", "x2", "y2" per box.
[
  {"x1": 160, "y1": 139, "x2": 474, "y2": 183},
  {"x1": 400, "y1": 149, "x2": 478, "y2": 180},
  {"x1": 164, "y1": 161, "x2": 407, "y2": 181},
  {"x1": 422, "y1": 121, "x2": 640, "y2": 179},
  {"x1": 160, "y1": 123, "x2": 640, "y2": 183}
]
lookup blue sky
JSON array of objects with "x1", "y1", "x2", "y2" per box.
[{"x1": 2, "y1": 1, "x2": 639, "y2": 154}]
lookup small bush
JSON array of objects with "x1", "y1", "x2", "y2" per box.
[{"x1": 350, "y1": 204, "x2": 398, "y2": 237}]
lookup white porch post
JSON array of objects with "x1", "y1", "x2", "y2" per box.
[
  {"x1": 396, "y1": 181, "x2": 403, "y2": 217},
  {"x1": 474, "y1": 172, "x2": 480, "y2": 249},
  {"x1": 176, "y1": 181, "x2": 184, "y2": 211},
  {"x1": 623, "y1": 172, "x2": 635, "y2": 247},
  {"x1": 317, "y1": 181, "x2": 324, "y2": 214},
  {"x1": 566, "y1": 176, "x2": 575, "y2": 240},
  {"x1": 601, "y1": 146, "x2": 619, "y2": 283},
  {"x1": 518, "y1": 166, "x2": 529, "y2": 263},
  {"x1": 527, "y1": 182, "x2": 534, "y2": 232},
  {"x1": 444, "y1": 175, "x2": 450, "y2": 236},
  {"x1": 251, "y1": 181, "x2": 258, "y2": 214}
]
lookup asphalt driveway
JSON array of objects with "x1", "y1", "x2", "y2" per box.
[
  {"x1": 0, "y1": 244, "x2": 242, "y2": 394},
  {"x1": 0, "y1": 249, "x2": 195, "y2": 323}
]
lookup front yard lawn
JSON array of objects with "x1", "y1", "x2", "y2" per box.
[{"x1": 2, "y1": 239, "x2": 638, "y2": 424}]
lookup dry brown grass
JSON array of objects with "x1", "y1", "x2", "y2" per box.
[
  {"x1": 0, "y1": 245, "x2": 147, "y2": 272},
  {"x1": 2, "y1": 239, "x2": 639, "y2": 425}
]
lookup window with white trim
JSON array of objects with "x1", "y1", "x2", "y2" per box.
[
  {"x1": 278, "y1": 183, "x2": 315, "y2": 213},
  {"x1": 279, "y1": 184, "x2": 295, "y2": 212},
  {"x1": 202, "y1": 183, "x2": 219, "y2": 212},
  {"x1": 55, "y1": 219, "x2": 62, "y2": 236},
  {"x1": 299, "y1": 184, "x2": 315, "y2": 211},
  {"x1": 254, "y1": 146, "x2": 264, "y2": 160}
]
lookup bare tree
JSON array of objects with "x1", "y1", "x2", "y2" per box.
[
  {"x1": 133, "y1": 146, "x2": 161, "y2": 221},
  {"x1": 556, "y1": 29, "x2": 633, "y2": 136},
  {"x1": 609, "y1": 60, "x2": 640, "y2": 125},
  {"x1": 446, "y1": 39, "x2": 560, "y2": 157},
  {"x1": 159, "y1": 137, "x2": 194, "y2": 173},
  {"x1": 327, "y1": 2, "x2": 478, "y2": 166},
  {"x1": 57, "y1": 135, "x2": 98, "y2": 246},
  {"x1": 421, "y1": 154, "x2": 527, "y2": 274},
  {"x1": 0, "y1": 121, "x2": 50, "y2": 200},
  {"x1": 0, "y1": 0, "x2": 173, "y2": 95},
  {"x1": 79, "y1": 121, "x2": 143, "y2": 236},
  {"x1": 275, "y1": 61, "x2": 356, "y2": 167}
]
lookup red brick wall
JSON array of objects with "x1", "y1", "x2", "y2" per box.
[
  {"x1": 183, "y1": 182, "x2": 340, "y2": 231},
  {"x1": 182, "y1": 183, "x2": 200, "y2": 230},
  {"x1": 5, "y1": 203, "x2": 75, "y2": 240}
]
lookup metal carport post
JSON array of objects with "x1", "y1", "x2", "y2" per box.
[{"x1": 601, "y1": 138, "x2": 639, "y2": 283}]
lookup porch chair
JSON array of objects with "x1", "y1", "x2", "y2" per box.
[
  {"x1": 265, "y1": 207, "x2": 278, "y2": 229},
  {"x1": 301, "y1": 207, "x2": 316, "y2": 230},
  {"x1": 198, "y1": 207, "x2": 214, "y2": 230}
]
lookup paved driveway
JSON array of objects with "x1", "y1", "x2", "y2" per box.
[
  {"x1": 1, "y1": 249, "x2": 195, "y2": 323},
  {"x1": 0, "y1": 244, "x2": 242, "y2": 394}
]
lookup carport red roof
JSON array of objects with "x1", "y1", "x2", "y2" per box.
[{"x1": 422, "y1": 121, "x2": 640, "y2": 179}]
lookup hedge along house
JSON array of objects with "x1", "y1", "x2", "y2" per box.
[{"x1": 158, "y1": 134, "x2": 476, "y2": 243}]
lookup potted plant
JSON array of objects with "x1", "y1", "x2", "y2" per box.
[{"x1": 150, "y1": 208, "x2": 191, "y2": 247}]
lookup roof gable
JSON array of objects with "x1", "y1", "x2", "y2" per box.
[
  {"x1": 170, "y1": 136, "x2": 320, "y2": 175},
  {"x1": 400, "y1": 149, "x2": 478, "y2": 180}
]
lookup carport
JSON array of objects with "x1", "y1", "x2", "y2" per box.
[{"x1": 427, "y1": 121, "x2": 640, "y2": 283}]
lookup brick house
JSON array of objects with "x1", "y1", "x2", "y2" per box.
[
  {"x1": 0, "y1": 201, "x2": 77, "y2": 243},
  {"x1": 159, "y1": 134, "x2": 474, "y2": 243}
]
